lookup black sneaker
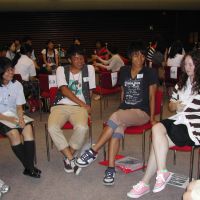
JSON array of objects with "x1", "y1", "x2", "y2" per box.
[
  {"x1": 103, "y1": 168, "x2": 116, "y2": 186},
  {"x1": 64, "y1": 158, "x2": 82, "y2": 175}
]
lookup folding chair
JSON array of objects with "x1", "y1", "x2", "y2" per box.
[
  {"x1": 45, "y1": 87, "x2": 93, "y2": 161},
  {"x1": 93, "y1": 71, "x2": 121, "y2": 119},
  {"x1": 38, "y1": 74, "x2": 50, "y2": 120}
]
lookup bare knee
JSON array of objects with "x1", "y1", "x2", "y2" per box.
[
  {"x1": 152, "y1": 122, "x2": 166, "y2": 140},
  {"x1": 6, "y1": 130, "x2": 21, "y2": 145},
  {"x1": 22, "y1": 124, "x2": 34, "y2": 140}
]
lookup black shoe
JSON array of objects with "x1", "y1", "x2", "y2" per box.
[
  {"x1": 23, "y1": 168, "x2": 40, "y2": 178},
  {"x1": 34, "y1": 167, "x2": 42, "y2": 174}
]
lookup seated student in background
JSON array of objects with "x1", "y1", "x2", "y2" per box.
[
  {"x1": 48, "y1": 45, "x2": 96, "y2": 175},
  {"x1": 0, "y1": 57, "x2": 41, "y2": 178},
  {"x1": 22, "y1": 36, "x2": 40, "y2": 73},
  {"x1": 94, "y1": 45, "x2": 124, "y2": 72},
  {"x1": 183, "y1": 180, "x2": 200, "y2": 200},
  {"x1": 167, "y1": 40, "x2": 185, "y2": 68},
  {"x1": 41, "y1": 39, "x2": 59, "y2": 73},
  {"x1": 0, "y1": 44, "x2": 7, "y2": 57},
  {"x1": 94, "y1": 40, "x2": 109, "y2": 60},
  {"x1": 13, "y1": 44, "x2": 36, "y2": 82},
  {"x1": 76, "y1": 40, "x2": 158, "y2": 186},
  {"x1": 5, "y1": 41, "x2": 16, "y2": 61},
  {"x1": 127, "y1": 49, "x2": 200, "y2": 199},
  {"x1": 13, "y1": 44, "x2": 39, "y2": 102}
]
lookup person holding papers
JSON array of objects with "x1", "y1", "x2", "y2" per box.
[{"x1": 0, "y1": 57, "x2": 41, "y2": 178}]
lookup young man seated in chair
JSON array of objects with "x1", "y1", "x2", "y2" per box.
[{"x1": 48, "y1": 45, "x2": 96, "y2": 175}]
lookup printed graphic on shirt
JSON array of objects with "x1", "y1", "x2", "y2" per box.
[
  {"x1": 124, "y1": 76, "x2": 143, "y2": 105},
  {"x1": 68, "y1": 79, "x2": 82, "y2": 96}
]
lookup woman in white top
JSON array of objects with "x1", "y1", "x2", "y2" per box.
[
  {"x1": 127, "y1": 49, "x2": 200, "y2": 198},
  {"x1": 41, "y1": 39, "x2": 59, "y2": 73},
  {"x1": 0, "y1": 57, "x2": 41, "y2": 178}
]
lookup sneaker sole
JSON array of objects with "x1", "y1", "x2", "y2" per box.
[
  {"x1": 75, "y1": 157, "x2": 97, "y2": 168},
  {"x1": 64, "y1": 168, "x2": 74, "y2": 173},
  {"x1": 103, "y1": 181, "x2": 115, "y2": 186},
  {"x1": 127, "y1": 189, "x2": 150, "y2": 198},
  {"x1": 153, "y1": 172, "x2": 172, "y2": 193},
  {"x1": 74, "y1": 167, "x2": 82, "y2": 176}
]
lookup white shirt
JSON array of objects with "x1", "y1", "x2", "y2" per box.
[
  {"x1": 169, "y1": 78, "x2": 194, "y2": 123},
  {"x1": 56, "y1": 65, "x2": 96, "y2": 105},
  {"x1": 106, "y1": 54, "x2": 124, "y2": 72},
  {"x1": 167, "y1": 54, "x2": 184, "y2": 68},
  {"x1": 6, "y1": 51, "x2": 15, "y2": 61},
  {"x1": 0, "y1": 80, "x2": 26, "y2": 114},
  {"x1": 14, "y1": 55, "x2": 36, "y2": 81},
  {"x1": 41, "y1": 49, "x2": 58, "y2": 66}
]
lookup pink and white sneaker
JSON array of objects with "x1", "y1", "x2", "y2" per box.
[
  {"x1": 153, "y1": 171, "x2": 172, "y2": 193},
  {"x1": 127, "y1": 181, "x2": 150, "y2": 198}
]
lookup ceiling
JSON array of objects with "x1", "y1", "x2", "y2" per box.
[{"x1": 1, "y1": 0, "x2": 200, "y2": 11}]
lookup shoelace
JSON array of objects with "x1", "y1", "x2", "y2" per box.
[
  {"x1": 156, "y1": 174, "x2": 165, "y2": 184},
  {"x1": 81, "y1": 150, "x2": 92, "y2": 160},
  {"x1": 105, "y1": 170, "x2": 114, "y2": 178},
  {"x1": 133, "y1": 182, "x2": 145, "y2": 191}
]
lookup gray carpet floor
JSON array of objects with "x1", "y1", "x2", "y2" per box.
[{"x1": 0, "y1": 91, "x2": 199, "y2": 200}]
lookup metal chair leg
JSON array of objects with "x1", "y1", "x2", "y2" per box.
[
  {"x1": 89, "y1": 121, "x2": 93, "y2": 146},
  {"x1": 189, "y1": 147, "x2": 195, "y2": 182},
  {"x1": 122, "y1": 137, "x2": 125, "y2": 150},
  {"x1": 45, "y1": 123, "x2": 50, "y2": 161},
  {"x1": 197, "y1": 149, "x2": 200, "y2": 179},
  {"x1": 31, "y1": 122, "x2": 37, "y2": 165},
  {"x1": 103, "y1": 145, "x2": 107, "y2": 161},
  {"x1": 142, "y1": 131, "x2": 146, "y2": 171},
  {"x1": 173, "y1": 150, "x2": 176, "y2": 165},
  {"x1": 100, "y1": 95, "x2": 103, "y2": 119}
]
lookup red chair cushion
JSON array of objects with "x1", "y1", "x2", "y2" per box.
[
  {"x1": 93, "y1": 86, "x2": 121, "y2": 95},
  {"x1": 170, "y1": 146, "x2": 192, "y2": 152},
  {"x1": 124, "y1": 122, "x2": 152, "y2": 135},
  {"x1": 41, "y1": 91, "x2": 50, "y2": 98},
  {"x1": 62, "y1": 118, "x2": 91, "y2": 130}
]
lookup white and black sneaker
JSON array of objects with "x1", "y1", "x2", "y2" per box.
[
  {"x1": 63, "y1": 158, "x2": 82, "y2": 175},
  {"x1": 0, "y1": 179, "x2": 10, "y2": 194},
  {"x1": 76, "y1": 148, "x2": 98, "y2": 168},
  {"x1": 103, "y1": 168, "x2": 116, "y2": 186}
]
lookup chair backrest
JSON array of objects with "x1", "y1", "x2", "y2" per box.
[
  {"x1": 38, "y1": 74, "x2": 49, "y2": 93},
  {"x1": 49, "y1": 87, "x2": 58, "y2": 106},
  {"x1": 154, "y1": 90, "x2": 163, "y2": 120},
  {"x1": 14, "y1": 74, "x2": 23, "y2": 83},
  {"x1": 99, "y1": 71, "x2": 120, "y2": 89},
  {"x1": 164, "y1": 66, "x2": 182, "y2": 86}
]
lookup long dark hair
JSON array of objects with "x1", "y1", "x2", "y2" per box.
[
  {"x1": 178, "y1": 50, "x2": 200, "y2": 94},
  {"x1": 0, "y1": 57, "x2": 15, "y2": 86},
  {"x1": 168, "y1": 40, "x2": 183, "y2": 59}
]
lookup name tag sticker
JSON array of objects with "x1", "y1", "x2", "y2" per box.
[
  {"x1": 83, "y1": 77, "x2": 89, "y2": 82},
  {"x1": 137, "y1": 74, "x2": 143, "y2": 79}
]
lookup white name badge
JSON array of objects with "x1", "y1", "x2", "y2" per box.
[
  {"x1": 48, "y1": 75, "x2": 57, "y2": 88},
  {"x1": 137, "y1": 74, "x2": 143, "y2": 79},
  {"x1": 83, "y1": 77, "x2": 89, "y2": 82}
]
